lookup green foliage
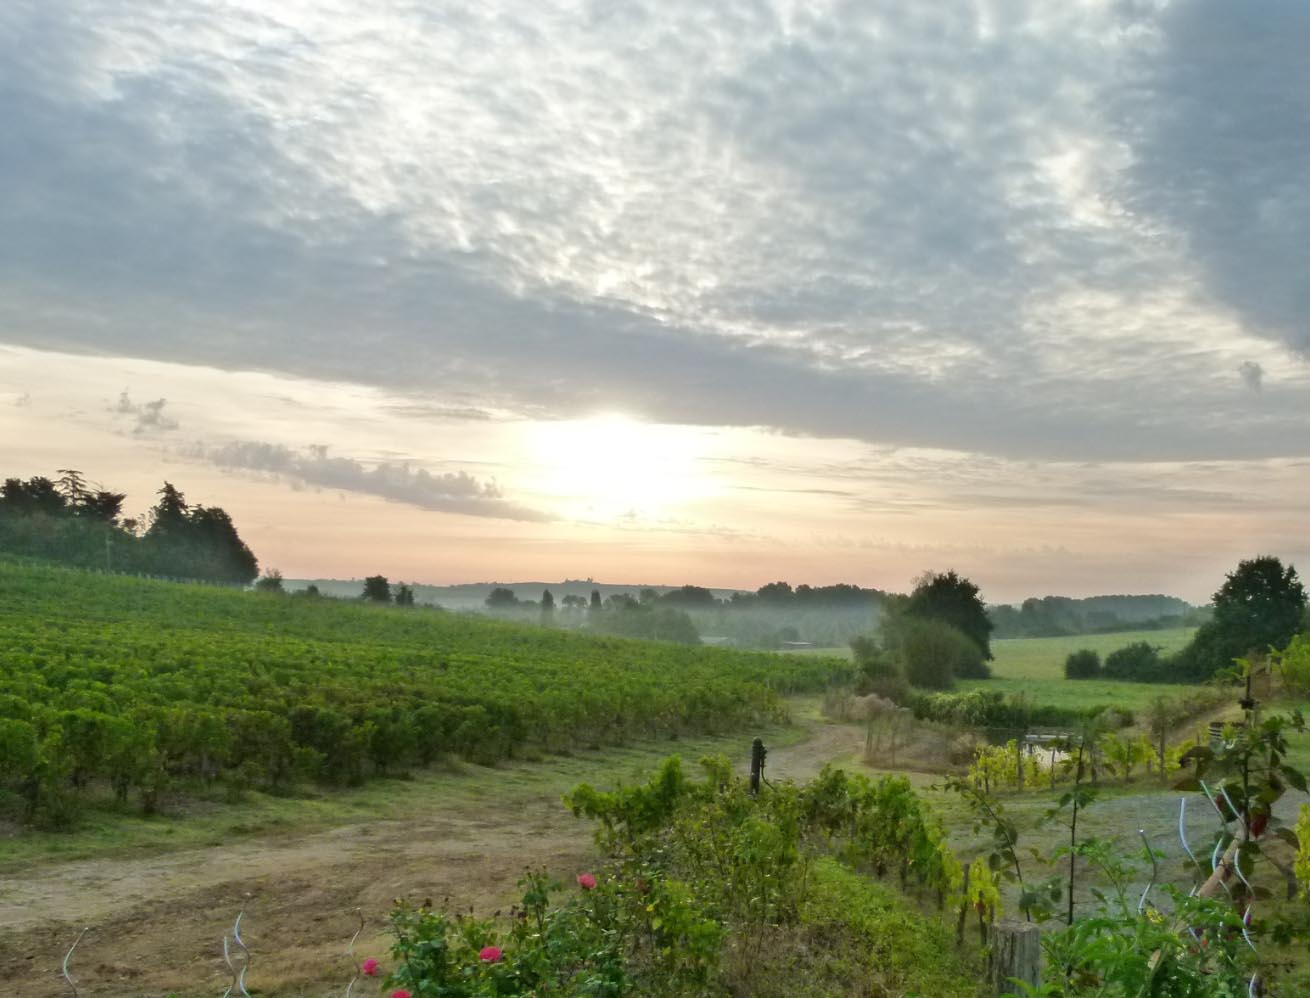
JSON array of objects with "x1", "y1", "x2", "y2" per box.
[
  {"x1": 890, "y1": 617, "x2": 987, "y2": 690},
  {"x1": 0, "y1": 473, "x2": 258, "y2": 584},
  {"x1": 567, "y1": 759, "x2": 975, "y2": 991},
  {"x1": 1295, "y1": 804, "x2": 1310, "y2": 903},
  {"x1": 1275, "y1": 633, "x2": 1310, "y2": 695},
  {"x1": 1063, "y1": 649, "x2": 1100, "y2": 680},
  {"x1": 849, "y1": 636, "x2": 910, "y2": 702},
  {"x1": 794, "y1": 859, "x2": 976, "y2": 998},
  {"x1": 909, "y1": 689, "x2": 1110, "y2": 729},
  {"x1": 904, "y1": 569, "x2": 994, "y2": 660},
  {"x1": 1026, "y1": 889, "x2": 1255, "y2": 997},
  {"x1": 0, "y1": 561, "x2": 844, "y2": 826},
  {"x1": 362, "y1": 575, "x2": 392, "y2": 603},
  {"x1": 1174, "y1": 556, "x2": 1307, "y2": 680},
  {"x1": 590, "y1": 605, "x2": 701, "y2": 645},
  {"x1": 254, "y1": 570, "x2": 284, "y2": 593},
  {"x1": 387, "y1": 768, "x2": 977, "y2": 998},
  {"x1": 989, "y1": 594, "x2": 1197, "y2": 639},
  {"x1": 1101, "y1": 640, "x2": 1164, "y2": 681},
  {"x1": 386, "y1": 871, "x2": 627, "y2": 997}
]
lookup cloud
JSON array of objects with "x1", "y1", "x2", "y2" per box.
[
  {"x1": 1238, "y1": 361, "x2": 1265, "y2": 393},
  {"x1": 112, "y1": 390, "x2": 178, "y2": 433},
  {"x1": 1119, "y1": 0, "x2": 1310, "y2": 355},
  {"x1": 0, "y1": 1, "x2": 1308, "y2": 463},
  {"x1": 191, "y1": 439, "x2": 551, "y2": 522}
]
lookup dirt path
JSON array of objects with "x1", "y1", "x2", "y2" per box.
[
  {"x1": 4, "y1": 711, "x2": 1303, "y2": 996},
  {"x1": 1, "y1": 791, "x2": 597, "y2": 996},
  {"x1": 0, "y1": 718, "x2": 864, "y2": 997}
]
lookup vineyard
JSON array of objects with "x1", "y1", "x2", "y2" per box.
[{"x1": 0, "y1": 560, "x2": 849, "y2": 828}]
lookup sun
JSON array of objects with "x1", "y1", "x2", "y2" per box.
[{"x1": 524, "y1": 413, "x2": 712, "y2": 521}]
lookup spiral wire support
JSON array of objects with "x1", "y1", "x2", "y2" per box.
[
  {"x1": 1178, "y1": 798, "x2": 1202, "y2": 896},
  {"x1": 232, "y1": 909, "x2": 251, "y2": 996},
  {"x1": 1137, "y1": 829, "x2": 1158, "y2": 914},
  {"x1": 344, "y1": 908, "x2": 365, "y2": 998},
  {"x1": 62, "y1": 927, "x2": 89, "y2": 998},
  {"x1": 222, "y1": 934, "x2": 236, "y2": 998}
]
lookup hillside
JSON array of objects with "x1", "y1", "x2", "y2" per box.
[
  {"x1": 285, "y1": 577, "x2": 748, "y2": 609},
  {"x1": 0, "y1": 560, "x2": 848, "y2": 827}
]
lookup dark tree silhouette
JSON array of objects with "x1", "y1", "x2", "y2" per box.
[
  {"x1": 1175, "y1": 556, "x2": 1306, "y2": 679},
  {"x1": 904, "y1": 569, "x2": 994, "y2": 660},
  {"x1": 362, "y1": 576, "x2": 392, "y2": 603},
  {"x1": 485, "y1": 587, "x2": 519, "y2": 610}
]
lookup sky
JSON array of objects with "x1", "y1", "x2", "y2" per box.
[{"x1": 1, "y1": 0, "x2": 1308, "y2": 603}]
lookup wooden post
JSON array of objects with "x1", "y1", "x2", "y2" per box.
[
  {"x1": 749, "y1": 738, "x2": 766, "y2": 796},
  {"x1": 988, "y1": 920, "x2": 1041, "y2": 996}
]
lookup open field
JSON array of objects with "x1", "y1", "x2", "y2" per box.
[
  {"x1": 796, "y1": 627, "x2": 1199, "y2": 715},
  {"x1": 987, "y1": 627, "x2": 1196, "y2": 678},
  {"x1": 959, "y1": 627, "x2": 1196, "y2": 713}
]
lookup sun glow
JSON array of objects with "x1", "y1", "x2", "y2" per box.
[{"x1": 524, "y1": 414, "x2": 714, "y2": 522}]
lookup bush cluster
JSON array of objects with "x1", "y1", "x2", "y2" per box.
[{"x1": 377, "y1": 757, "x2": 978, "y2": 997}]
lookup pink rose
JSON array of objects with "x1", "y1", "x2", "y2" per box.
[
  {"x1": 479, "y1": 945, "x2": 503, "y2": 963},
  {"x1": 576, "y1": 873, "x2": 597, "y2": 890},
  {"x1": 391, "y1": 991, "x2": 412, "y2": 998},
  {"x1": 361, "y1": 958, "x2": 381, "y2": 977}
]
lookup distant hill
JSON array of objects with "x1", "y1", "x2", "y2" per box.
[
  {"x1": 988, "y1": 594, "x2": 1201, "y2": 639},
  {"x1": 285, "y1": 578, "x2": 747, "y2": 610}
]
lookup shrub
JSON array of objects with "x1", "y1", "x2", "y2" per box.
[
  {"x1": 1277, "y1": 633, "x2": 1310, "y2": 695},
  {"x1": 850, "y1": 636, "x2": 912, "y2": 702},
  {"x1": 1102, "y1": 641, "x2": 1164, "y2": 681},
  {"x1": 1064, "y1": 648, "x2": 1101, "y2": 679},
  {"x1": 897, "y1": 618, "x2": 987, "y2": 689}
]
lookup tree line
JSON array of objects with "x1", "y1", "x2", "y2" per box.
[
  {"x1": 0, "y1": 470, "x2": 259, "y2": 585},
  {"x1": 1063, "y1": 556, "x2": 1309, "y2": 682},
  {"x1": 989, "y1": 593, "x2": 1202, "y2": 639}
]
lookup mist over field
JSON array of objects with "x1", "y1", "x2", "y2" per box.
[{"x1": 5, "y1": 3, "x2": 1310, "y2": 995}]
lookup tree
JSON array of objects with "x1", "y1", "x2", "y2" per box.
[
  {"x1": 485, "y1": 587, "x2": 519, "y2": 610},
  {"x1": 1064, "y1": 649, "x2": 1101, "y2": 680},
  {"x1": 590, "y1": 589, "x2": 602, "y2": 612},
  {"x1": 894, "y1": 618, "x2": 982, "y2": 690},
  {"x1": 660, "y1": 585, "x2": 717, "y2": 608},
  {"x1": 1175, "y1": 556, "x2": 1307, "y2": 679},
  {"x1": 1102, "y1": 641, "x2": 1163, "y2": 682},
  {"x1": 147, "y1": 482, "x2": 190, "y2": 538},
  {"x1": 255, "y1": 570, "x2": 285, "y2": 593},
  {"x1": 395, "y1": 584, "x2": 416, "y2": 607},
  {"x1": 904, "y1": 570, "x2": 994, "y2": 661},
  {"x1": 756, "y1": 581, "x2": 794, "y2": 605},
  {"x1": 362, "y1": 575, "x2": 392, "y2": 603},
  {"x1": 540, "y1": 589, "x2": 555, "y2": 622}
]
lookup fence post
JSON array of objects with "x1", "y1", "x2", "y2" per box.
[
  {"x1": 749, "y1": 738, "x2": 766, "y2": 796},
  {"x1": 988, "y1": 920, "x2": 1040, "y2": 996}
]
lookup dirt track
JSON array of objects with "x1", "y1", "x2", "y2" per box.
[
  {"x1": 1, "y1": 793, "x2": 594, "y2": 996},
  {"x1": 0, "y1": 721, "x2": 868, "y2": 996}
]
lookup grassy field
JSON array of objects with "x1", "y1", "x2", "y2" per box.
[
  {"x1": 959, "y1": 627, "x2": 1197, "y2": 712},
  {"x1": 987, "y1": 627, "x2": 1196, "y2": 678},
  {"x1": 795, "y1": 627, "x2": 1199, "y2": 714}
]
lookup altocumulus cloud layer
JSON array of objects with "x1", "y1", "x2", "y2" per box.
[
  {"x1": 1, "y1": 0, "x2": 1308, "y2": 460},
  {"x1": 190, "y1": 440, "x2": 551, "y2": 522}
]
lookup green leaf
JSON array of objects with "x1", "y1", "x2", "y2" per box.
[
  {"x1": 1272, "y1": 827, "x2": 1299, "y2": 848},
  {"x1": 1279, "y1": 764, "x2": 1307, "y2": 793}
]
